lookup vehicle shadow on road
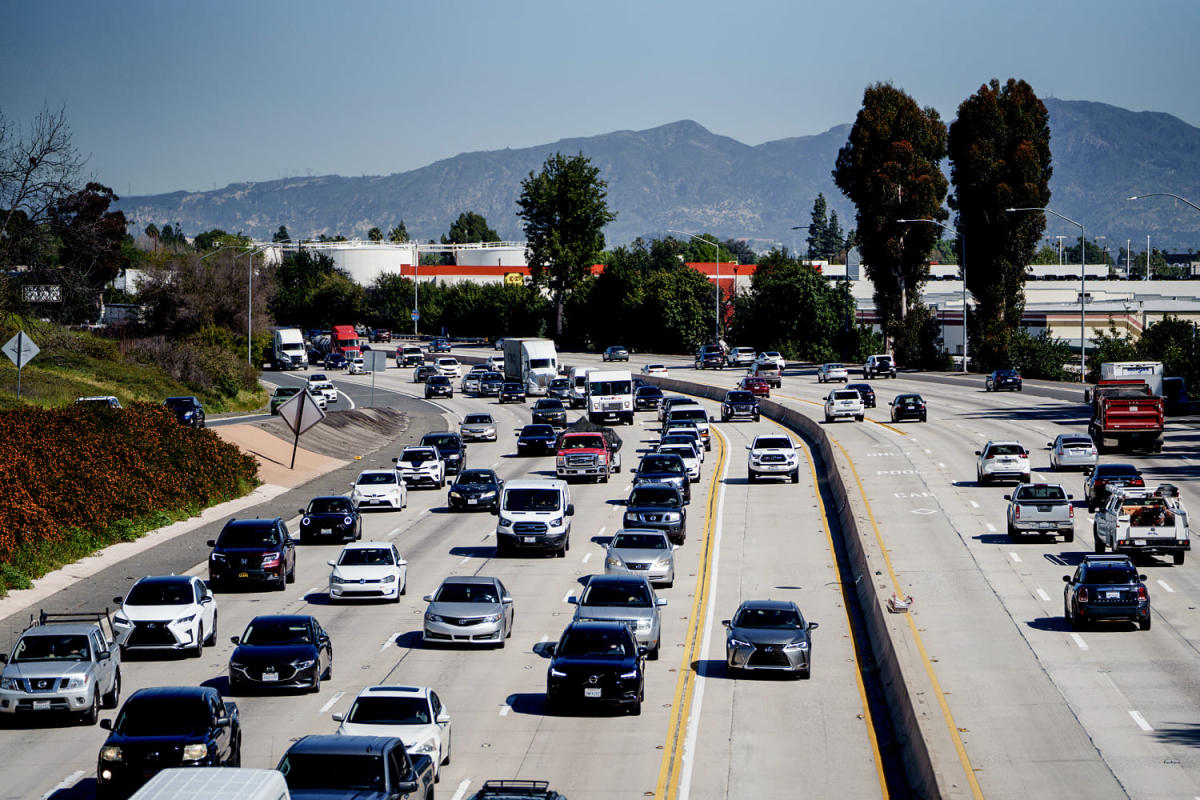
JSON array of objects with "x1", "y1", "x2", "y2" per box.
[
  {"x1": 201, "y1": 675, "x2": 232, "y2": 694},
  {"x1": 505, "y1": 692, "x2": 549, "y2": 716},
  {"x1": 1153, "y1": 723, "x2": 1200, "y2": 748},
  {"x1": 45, "y1": 776, "x2": 97, "y2": 799},
  {"x1": 392, "y1": 631, "x2": 424, "y2": 650},
  {"x1": 303, "y1": 591, "x2": 333, "y2": 605},
  {"x1": 1044, "y1": 552, "x2": 1088, "y2": 567},
  {"x1": 590, "y1": 536, "x2": 613, "y2": 547},
  {"x1": 448, "y1": 546, "x2": 496, "y2": 559},
  {"x1": 691, "y1": 659, "x2": 732, "y2": 679},
  {"x1": 1025, "y1": 617, "x2": 1072, "y2": 633}
]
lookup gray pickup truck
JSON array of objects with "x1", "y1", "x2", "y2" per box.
[
  {"x1": 0, "y1": 610, "x2": 123, "y2": 724},
  {"x1": 1005, "y1": 483, "x2": 1075, "y2": 541}
]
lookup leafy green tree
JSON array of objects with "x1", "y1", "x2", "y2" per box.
[
  {"x1": 1031, "y1": 245, "x2": 1058, "y2": 265},
  {"x1": 826, "y1": 211, "x2": 845, "y2": 261},
  {"x1": 517, "y1": 151, "x2": 616, "y2": 336},
  {"x1": 43, "y1": 182, "x2": 129, "y2": 323},
  {"x1": 948, "y1": 78, "x2": 1052, "y2": 371},
  {"x1": 388, "y1": 221, "x2": 408, "y2": 243},
  {"x1": 1137, "y1": 316, "x2": 1199, "y2": 387},
  {"x1": 1086, "y1": 323, "x2": 1140, "y2": 381},
  {"x1": 807, "y1": 194, "x2": 829, "y2": 259},
  {"x1": 442, "y1": 211, "x2": 499, "y2": 245},
  {"x1": 1062, "y1": 239, "x2": 1110, "y2": 264},
  {"x1": 1130, "y1": 249, "x2": 1170, "y2": 279},
  {"x1": 833, "y1": 83, "x2": 948, "y2": 348},
  {"x1": 1010, "y1": 329, "x2": 1073, "y2": 380},
  {"x1": 637, "y1": 266, "x2": 716, "y2": 354},
  {"x1": 272, "y1": 225, "x2": 290, "y2": 243},
  {"x1": 723, "y1": 238, "x2": 757, "y2": 265},
  {"x1": 144, "y1": 223, "x2": 160, "y2": 251},
  {"x1": 267, "y1": 250, "x2": 341, "y2": 326},
  {"x1": 367, "y1": 226, "x2": 383, "y2": 242},
  {"x1": 193, "y1": 229, "x2": 250, "y2": 252},
  {"x1": 308, "y1": 273, "x2": 363, "y2": 329}
]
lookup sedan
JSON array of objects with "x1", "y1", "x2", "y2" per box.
[
  {"x1": 516, "y1": 423, "x2": 559, "y2": 455},
  {"x1": 986, "y1": 369, "x2": 1022, "y2": 391},
  {"x1": 332, "y1": 686, "x2": 451, "y2": 781},
  {"x1": 816, "y1": 363, "x2": 849, "y2": 383},
  {"x1": 327, "y1": 542, "x2": 407, "y2": 603},
  {"x1": 890, "y1": 393, "x2": 927, "y2": 423},
  {"x1": 412, "y1": 364, "x2": 438, "y2": 383},
  {"x1": 423, "y1": 576, "x2": 514, "y2": 647},
  {"x1": 349, "y1": 469, "x2": 407, "y2": 510},
  {"x1": 657, "y1": 443, "x2": 700, "y2": 483},
  {"x1": 498, "y1": 382, "x2": 526, "y2": 403},
  {"x1": 112, "y1": 575, "x2": 217, "y2": 657},
  {"x1": 447, "y1": 469, "x2": 503, "y2": 512},
  {"x1": 228, "y1": 615, "x2": 332, "y2": 693},
  {"x1": 298, "y1": 495, "x2": 361, "y2": 544},
  {"x1": 425, "y1": 375, "x2": 454, "y2": 398},
  {"x1": 738, "y1": 376, "x2": 770, "y2": 397},
  {"x1": 634, "y1": 385, "x2": 664, "y2": 411},
  {"x1": 641, "y1": 363, "x2": 668, "y2": 376},
  {"x1": 460, "y1": 412, "x2": 498, "y2": 442},
  {"x1": 846, "y1": 383, "x2": 876, "y2": 409},
  {"x1": 270, "y1": 386, "x2": 301, "y2": 414},
  {"x1": 602, "y1": 345, "x2": 629, "y2": 362},
  {"x1": 1063, "y1": 554, "x2": 1150, "y2": 630},
  {"x1": 723, "y1": 600, "x2": 818, "y2": 678},
  {"x1": 1083, "y1": 463, "x2": 1144, "y2": 512},
  {"x1": 605, "y1": 529, "x2": 676, "y2": 588},
  {"x1": 548, "y1": 377, "x2": 572, "y2": 401},
  {"x1": 1049, "y1": 434, "x2": 1099, "y2": 471},
  {"x1": 546, "y1": 621, "x2": 645, "y2": 715},
  {"x1": 531, "y1": 398, "x2": 568, "y2": 428},
  {"x1": 569, "y1": 574, "x2": 666, "y2": 659}
]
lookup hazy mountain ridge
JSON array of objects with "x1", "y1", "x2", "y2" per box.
[{"x1": 116, "y1": 99, "x2": 1200, "y2": 251}]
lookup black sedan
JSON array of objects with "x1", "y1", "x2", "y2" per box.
[
  {"x1": 634, "y1": 385, "x2": 663, "y2": 411},
  {"x1": 986, "y1": 369, "x2": 1022, "y2": 391},
  {"x1": 297, "y1": 496, "x2": 361, "y2": 544},
  {"x1": 425, "y1": 375, "x2": 454, "y2": 399},
  {"x1": 479, "y1": 371, "x2": 505, "y2": 396},
  {"x1": 96, "y1": 686, "x2": 240, "y2": 799},
  {"x1": 447, "y1": 468, "x2": 503, "y2": 512},
  {"x1": 164, "y1": 396, "x2": 206, "y2": 427},
  {"x1": 531, "y1": 398, "x2": 568, "y2": 428},
  {"x1": 323, "y1": 353, "x2": 347, "y2": 370},
  {"x1": 1083, "y1": 463, "x2": 1145, "y2": 512},
  {"x1": 499, "y1": 382, "x2": 526, "y2": 404},
  {"x1": 1063, "y1": 554, "x2": 1150, "y2": 630},
  {"x1": 546, "y1": 621, "x2": 645, "y2": 715},
  {"x1": 516, "y1": 424, "x2": 558, "y2": 455},
  {"x1": 228, "y1": 615, "x2": 332, "y2": 694},
  {"x1": 846, "y1": 383, "x2": 876, "y2": 408},
  {"x1": 207, "y1": 518, "x2": 296, "y2": 591},
  {"x1": 421, "y1": 431, "x2": 467, "y2": 475},
  {"x1": 413, "y1": 364, "x2": 438, "y2": 383},
  {"x1": 890, "y1": 393, "x2": 927, "y2": 422}
]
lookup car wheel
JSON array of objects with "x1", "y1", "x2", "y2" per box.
[
  {"x1": 81, "y1": 690, "x2": 99, "y2": 725},
  {"x1": 310, "y1": 668, "x2": 322, "y2": 694},
  {"x1": 855, "y1": 415, "x2": 864, "y2": 422},
  {"x1": 192, "y1": 628, "x2": 204, "y2": 658},
  {"x1": 1094, "y1": 535, "x2": 1105, "y2": 554},
  {"x1": 286, "y1": 562, "x2": 296, "y2": 584},
  {"x1": 206, "y1": 612, "x2": 218, "y2": 645},
  {"x1": 102, "y1": 670, "x2": 121, "y2": 709},
  {"x1": 630, "y1": 698, "x2": 642, "y2": 716},
  {"x1": 649, "y1": 639, "x2": 660, "y2": 660},
  {"x1": 797, "y1": 666, "x2": 811, "y2": 680},
  {"x1": 748, "y1": 470, "x2": 756, "y2": 483},
  {"x1": 1064, "y1": 531, "x2": 1074, "y2": 543},
  {"x1": 1140, "y1": 615, "x2": 1152, "y2": 631},
  {"x1": 1174, "y1": 552, "x2": 1185, "y2": 565},
  {"x1": 274, "y1": 574, "x2": 287, "y2": 591},
  {"x1": 228, "y1": 737, "x2": 242, "y2": 767},
  {"x1": 824, "y1": 414, "x2": 831, "y2": 423},
  {"x1": 790, "y1": 469, "x2": 799, "y2": 484}
]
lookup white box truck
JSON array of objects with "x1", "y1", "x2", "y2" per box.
[
  {"x1": 586, "y1": 368, "x2": 635, "y2": 425},
  {"x1": 129, "y1": 768, "x2": 290, "y2": 800},
  {"x1": 503, "y1": 338, "x2": 557, "y2": 396},
  {"x1": 271, "y1": 328, "x2": 308, "y2": 371}
]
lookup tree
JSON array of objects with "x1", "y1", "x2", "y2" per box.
[
  {"x1": 144, "y1": 223, "x2": 160, "y2": 251},
  {"x1": 948, "y1": 78, "x2": 1052, "y2": 371},
  {"x1": 388, "y1": 221, "x2": 408, "y2": 243},
  {"x1": 193, "y1": 229, "x2": 250, "y2": 252},
  {"x1": 267, "y1": 249, "x2": 341, "y2": 326},
  {"x1": 272, "y1": 225, "x2": 290, "y2": 243},
  {"x1": 722, "y1": 238, "x2": 757, "y2": 265},
  {"x1": 0, "y1": 104, "x2": 88, "y2": 253},
  {"x1": 807, "y1": 194, "x2": 829, "y2": 259},
  {"x1": 826, "y1": 211, "x2": 845, "y2": 261},
  {"x1": 368, "y1": 226, "x2": 383, "y2": 242},
  {"x1": 43, "y1": 182, "x2": 128, "y2": 323},
  {"x1": 442, "y1": 211, "x2": 499, "y2": 245},
  {"x1": 517, "y1": 151, "x2": 616, "y2": 336}
]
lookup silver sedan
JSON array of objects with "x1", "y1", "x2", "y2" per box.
[
  {"x1": 604, "y1": 529, "x2": 677, "y2": 587},
  {"x1": 723, "y1": 599, "x2": 818, "y2": 678},
  {"x1": 1049, "y1": 434, "x2": 1098, "y2": 471},
  {"x1": 459, "y1": 412, "x2": 497, "y2": 442},
  {"x1": 422, "y1": 576, "x2": 513, "y2": 647}
]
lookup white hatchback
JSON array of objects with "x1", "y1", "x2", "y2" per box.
[
  {"x1": 327, "y1": 541, "x2": 407, "y2": 602},
  {"x1": 333, "y1": 685, "x2": 451, "y2": 780},
  {"x1": 350, "y1": 469, "x2": 408, "y2": 510}
]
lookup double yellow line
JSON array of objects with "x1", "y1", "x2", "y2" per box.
[{"x1": 654, "y1": 427, "x2": 726, "y2": 799}]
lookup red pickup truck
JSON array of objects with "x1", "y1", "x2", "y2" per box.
[{"x1": 1088, "y1": 379, "x2": 1164, "y2": 453}]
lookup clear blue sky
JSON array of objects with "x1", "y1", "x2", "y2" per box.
[{"x1": 3, "y1": 0, "x2": 1196, "y2": 197}]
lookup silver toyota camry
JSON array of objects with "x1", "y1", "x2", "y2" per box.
[
  {"x1": 723, "y1": 599, "x2": 818, "y2": 678},
  {"x1": 604, "y1": 529, "x2": 677, "y2": 587},
  {"x1": 423, "y1": 576, "x2": 513, "y2": 647}
]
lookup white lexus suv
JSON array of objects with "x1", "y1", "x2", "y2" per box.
[
  {"x1": 746, "y1": 434, "x2": 800, "y2": 483},
  {"x1": 112, "y1": 574, "x2": 218, "y2": 657}
]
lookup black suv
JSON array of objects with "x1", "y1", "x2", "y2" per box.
[
  {"x1": 421, "y1": 431, "x2": 467, "y2": 475},
  {"x1": 890, "y1": 393, "x2": 927, "y2": 422},
  {"x1": 96, "y1": 686, "x2": 240, "y2": 799},
  {"x1": 1063, "y1": 554, "x2": 1150, "y2": 630},
  {"x1": 546, "y1": 620, "x2": 645, "y2": 716},
  {"x1": 425, "y1": 375, "x2": 453, "y2": 399},
  {"x1": 207, "y1": 518, "x2": 296, "y2": 591},
  {"x1": 531, "y1": 398, "x2": 568, "y2": 429},
  {"x1": 499, "y1": 382, "x2": 526, "y2": 404},
  {"x1": 721, "y1": 390, "x2": 760, "y2": 422},
  {"x1": 164, "y1": 396, "x2": 206, "y2": 427},
  {"x1": 632, "y1": 453, "x2": 690, "y2": 503},
  {"x1": 298, "y1": 496, "x2": 362, "y2": 544},
  {"x1": 278, "y1": 734, "x2": 435, "y2": 800},
  {"x1": 846, "y1": 383, "x2": 876, "y2": 408},
  {"x1": 694, "y1": 345, "x2": 725, "y2": 370},
  {"x1": 1083, "y1": 463, "x2": 1145, "y2": 512},
  {"x1": 634, "y1": 385, "x2": 664, "y2": 411},
  {"x1": 986, "y1": 369, "x2": 1022, "y2": 392},
  {"x1": 623, "y1": 483, "x2": 687, "y2": 545},
  {"x1": 516, "y1": 424, "x2": 558, "y2": 455}
]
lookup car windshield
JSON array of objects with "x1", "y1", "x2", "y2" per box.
[
  {"x1": 275, "y1": 388, "x2": 300, "y2": 398},
  {"x1": 464, "y1": 414, "x2": 493, "y2": 424},
  {"x1": 1097, "y1": 465, "x2": 1139, "y2": 477},
  {"x1": 590, "y1": 380, "x2": 632, "y2": 396},
  {"x1": 613, "y1": 533, "x2": 669, "y2": 550},
  {"x1": 346, "y1": 696, "x2": 430, "y2": 725},
  {"x1": 629, "y1": 488, "x2": 678, "y2": 507},
  {"x1": 734, "y1": 607, "x2": 803, "y2": 629},
  {"x1": 11, "y1": 635, "x2": 90, "y2": 662},
  {"x1": 755, "y1": 438, "x2": 792, "y2": 450},
  {"x1": 308, "y1": 498, "x2": 353, "y2": 514},
  {"x1": 899, "y1": 396, "x2": 922, "y2": 405},
  {"x1": 164, "y1": 398, "x2": 195, "y2": 411},
  {"x1": 529, "y1": 358, "x2": 553, "y2": 369},
  {"x1": 503, "y1": 489, "x2": 561, "y2": 511},
  {"x1": 997, "y1": 370, "x2": 1018, "y2": 377},
  {"x1": 987, "y1": 444, "x2": 1025, "y2": 456},
  {"x1": 832, "y1": 391, "x2": 859, "y2": 400},
  {"x1": 438, "y1": 359, "x2": 458, "y2": 366},
  {"x1": 670, "y1": 408, "x2": 707, "y2": 422},
  {"x1": 125, "y1": 580, "x2": 194, "y2": 605},
  {"x1": 400, "y1": 450, "x2": 438, "y2": 463},
  {"x1": 218, "y1": 524, "x2": 279, "y2": 547},
  {"x1": 502, "y1": 383, "x2": 522, "y2": 391},
  {"x1": 561, "y1": 436, "x2": 604, "y2": 449},
  {"x1": 1082, "y1": 567, "x2": 1138, "y2": 585},
  {"x1": 435, "y1": 582, "x2": 498, "y2": 603},
  {"x1": 428, "y1": 377, "x2": 449, "y2": 385},
  {"x1": 521, "y1": 425, "x2": 554, "y2": 437},
  {"x1": 422, "y1": 435, "x2": 457, "y2": 448},
  {"x1": 637, "y1": 387, "x2": 663, "y2": 398},
  {"x1": 534, "y1": 399, "x2": 564, "y2": 410},
  {"x1": 338, "y1": 548, "x2": 394, "y2": 566},
  {"x1": 640, "y1": 457, "x2": 683, "y2": 474},
  {"x1": 483, "y1": 373, "x2": 503, "y2": 381},
  {"x1": 358, "y1": 473, "x2": 397, "y2": 486},
  {"x1": 581, "y1": 582, "x2": 651, "y2": 607},
  {"x1": 279, "y1": 754, "x2": 384, "y2": 791},
  {"x1": 1016, "y1": 485, "x2": 1066, "y2": 501},
  {"x1": 727, "y1": 392, "x2": 755, "y2": 402},
  {"x1": 114, "y1": 697, "x2": 212, "y2": 736},
  {"x1": 559, "y1": 628, "x2": 634, "y2": 658},
  {"x1": 660, "y1": 446, "x2": 693, "y2": 460},
  {"x1": 241, "y1": 620, "x2": 312, "y2": 646},
  {"x1": 847, "y1": 385, "x2": 871, "y2": 393},
  {"x1": 825, "y1": 364, "x2": 844, "y2": 370},
  {"x1": 456, "y1": 471, "x2": 496, "y2": 487}
]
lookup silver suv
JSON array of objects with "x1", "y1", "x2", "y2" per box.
[{"x1": 568, "y1": 574, "x2": 667, "y2": 659}]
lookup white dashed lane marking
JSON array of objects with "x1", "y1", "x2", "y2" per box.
[
  {"x1": 1129, "y1": 710, "x2": 1154, "y2": 731},
  {"x1": 1070, "y1": 633, "x2": 1088, "y2": 651}
]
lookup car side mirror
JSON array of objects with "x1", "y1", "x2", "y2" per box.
[
  {"x1": 656, "y1": 598, "x2": 668, "y2": 607},
  {"x1": 395, "y1": 780, "x2": 419, "y2": 795},
  {"x1": 566, "y1": 596, "x2": 578, "y2": 605},
  {"x1": 1046, "y1": 442, "x2": 1054, "y2": 448},
  {"x1": 97, "y1": 649, "x2": 111, "y2": 661},
  {"x1": 436, "y1": 711, "x2": 450, "y2": 724},
  {"x1": 1083, "y1": 467, "x2": 1094, "y2": 476},
  {"x1": 1062, "y1": 575, "x2": 1070, "y2": 583},
  {"x1": 100, "y1": 718, "x2": 112, "y2": 730},
  {"x1": 745, "y1": 445, "x2": 751, "y2": 450},
  {"x1": 298, "y1": 508, "x2": 305, "y2": 515},
  {"x1": 422, "y1": 594, "x2": 434, "y2": 603},
  {"x1": 808, "y1": 622, "x2": 819, "y2": 630},
  {"x1": 721, "y1": 620, "x2": 731, "y2": 627},
  {"x1": 326, "y1": 560, "x2": 336, "y2": 567},
  {"x1": 112, "y1": 596, "x2": 123, "y2": 605},
  {"x1": 974, "y1": 451, "x2": 981, "y2": 456},
  {"x1": 672, "y1": 544, "x2": 681, "y2": 550},
  {"x1": 206, "y1": 539, "x2": 216, "y2": 548},
  {"x1": 566, "y1": 504, "x2": 575, "y2": 516},
  {"x1": 230, "y1": 636, "x2": 240, "y2": 645},
  {"x1": 637, "y1": 646, "x2": 649, "y2": 657},
  {"x1": 1003, "y1": 495, "x2": 1011, "y2": 501},
  {"x1": 0, "y1": 654, "x2": 6, "y2": 663},
  {"x1": 392, "y1": 457, "x2": 400, "y2": 464},
  {"x1": 331, "y1": 711, "x2": 346, "y2": 722},
  {"x1": 200, "y1": 596, "x2": 213, "y2": 604},
  {"x1": 215, "y1": 715, "x2": 231, "y2": 728},
  {"x1": 1139, "y1": 574, "x2": 1148, "y2": 581},
  {"x1": 490, "y1": 507, "x2": 499, "y2": 516},
  {"x1": 397, "y1": 559, "x2": 408, "y2": 567}
]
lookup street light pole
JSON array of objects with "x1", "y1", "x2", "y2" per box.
[
  {"x1": 668, "y1": 229, "x2": 722, "y2": 343},
  {"x1": 896, "y1": 218, "x2": 967, "y2": 373},
  {"x1": 1007, "y1": 207, "x2": 1086, "y2": 381}
]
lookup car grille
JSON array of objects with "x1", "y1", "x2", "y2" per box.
[
  {"x1": 566, "y1": 454, "x2": 597, "y2": 467},
  {"x1": 340, "y1": 589, "x2": 385, "y2": 598},
  {"x1": 442, "y1": 615, "x2": 490, "y2": 627},
  {"x1": 250, "y1": 664, "x2": 299, "y2": 681},
  {"x1": 734, "y1": 404, "x2": 754, "y2": 412},
  {"x1": 759, "y1": 454, "x2": 786, "y2": 463},
  {"x1": 128, "y1": 621, "x2": 178, "y2": 646},
  {"x1": 625, "y1": 562, "x2": 651, "y2": 570},
  {"x1": 19, "y1": 677, "x2": 69, "y2": 693},
  {"x1": 513, "y1": 521, "x2": 548, "y2": 534},
  {"x1": 748, "y1": 646, "x2": 792, "y2": 667}
]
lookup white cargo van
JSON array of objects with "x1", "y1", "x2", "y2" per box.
[
  {"x1": 129, "y1": 768, "x2": 290, "y2": 800},
  {"x1": 568, "y1": 366, "x2": 591, "y2": 409},
  {"x1": 492, "y1": 479, "x2": 574, "y2": 557}
]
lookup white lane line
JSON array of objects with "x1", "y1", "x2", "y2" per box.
[
  {"x1": 338, "y1": 391, "x2": 357, "y2": 410},
  {"x1": 386, "y1": 527, "x2": 402, "y2": 538},
  {"x1": 42, "y1": 771, "x2": 85, "y2": 799},
  {"x1": 924, "y1": 448, "x2": 932, "y2": 454},
  {"x1": 1036, "y1": 588, "x2": 1051, "y2": 602},
  {"x1": 319, "y1": 690, "x2": 345, "y2": 713},
  {"x1": 581, "y1": 552, "x2": 592, "y2": 563},
  {"x1": 498, "y1": 704, "x2": 511, "y2": 716},
  {"x1": 1008, "y1": 551, "x2": 1022, "y2": 563},
  {"x1": 969, "y1": 500, "x2": 980, "y2": 508},
  {"x1": 450, "y1": 779, "x2": 472, "y2": 800},
  {"x1": 597, "y1": 526, "x2": 606, "y2": 538},
  {"x1": 1070, "y1": 633, "x2": 1088, "y2": 651},
  {"x1": 380, "y1": 632, "x2": 401, "y2": 652},
  {"x1": 1129, "y1": 710, "x2": 1154, "y2": 731},
  {"x1": 304, "y1": 586, "x2": 321, "y2": 597},
  {"x1": 938, "y1": 462, "x2": 946, "y2": 469},
  {"x1": 491, "y1": 461, "x2": 501, "y2": 468},
  {"x1": 985, "y1": 522, "x2": 997, "y2": 532},
  {"x1": 1157, "y1": 579, "x2": 1175, "y2": 593}
]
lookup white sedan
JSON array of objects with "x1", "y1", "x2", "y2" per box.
[
  {"x1": 327, "y1": 541, "x2": 407, "y2": 602},
  {"x1": 112, "y1": 575, "x2": 218, "y2": 657},
  {"x1": 816, "y1": 363, "x2": 849, "y2": 383},
  {"x1": 641, "y1": 364, "x2": 669, "y2": 376},
  {"x1": 350, "y1": 469, "x2": 408, "y2": 510},
  {"x1": 310, "y1": 380, "x2": 338, "y2": 404},
  {"x1": 334, "y1": 685, "x2": 452, "y2": 779}
]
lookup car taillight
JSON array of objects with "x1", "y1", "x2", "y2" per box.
[
  {"x1": 1014, "y1": 506, "x2": 1021, "y2": 520},
  {"x1": 1069, "y1": 505, "x2": 1075, "y2": 519},
  {"x1": 1131, "y1": 478, "x2": 1144, "y2": 486},
  {"x1": 986, "y1": 453, "x2": 995, "y2": 459},
  {"x1": 1137, "y1": 586, "x2": 1148, "y2": 601},
  {"x1": 1077, "y1": 587, "x2": 1089, "y2": 604}
]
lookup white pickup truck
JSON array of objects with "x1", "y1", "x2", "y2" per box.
[
  {"x1": 1005, "y1": 482, "x2": 1075, "y2": 541},
  {"x1": 1093, "y1": 484, "x2": 1190, "y2": 565}
]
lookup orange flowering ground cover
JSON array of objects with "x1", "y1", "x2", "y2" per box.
[{"x1": 0, "y1": 403, "x2": 257, "y2": 580}]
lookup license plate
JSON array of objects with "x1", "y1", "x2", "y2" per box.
[
  {"x1": 32, "y1": 700, "x2": 50, "y2": 711},
  {"x1": 320, "y1": 528, "x2": 331, "y2": 534},
  {"x1": 261, "y1": 673, "x2": 279, "y2": 682},
  {"x1": 584, "y1": 687, "x2": 602, "y2": 698},
  {"x1": 523, "y1": 536, "x2": 536, "y2": 543},
  {"x1": 1105, "y1": 591, "x2": 1120, "y2": 599},
  {"x1": 238, "y1": 572, "x2": 249, "y2": 578},
  {"x1": 1134, "y1": 539, "x2": 1146, "y2": 546},
  {"x1": 370, "y1": 499, "x2": 381, "y2": 504},
  {"x1": 467, "y1": 498, "x2": 478, "y2": 505}
]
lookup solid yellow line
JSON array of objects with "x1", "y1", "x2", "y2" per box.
[
  {"x1": 774, "y1": 392, "x2": 909, "y2": 437},
  {"x1": 830, "y1": 436, "x2": 985, "y2": 799},
  {"x1": 654, "y1": 426, "x2": 727, "y2": 800}
]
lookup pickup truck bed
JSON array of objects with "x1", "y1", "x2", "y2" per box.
[{"x1": 1006, "y1": 484, "x2": 1074, "y2": 541}]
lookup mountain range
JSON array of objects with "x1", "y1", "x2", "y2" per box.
[{"x1": 115, "y1": 98, "x2": 1200, "y2": 253}]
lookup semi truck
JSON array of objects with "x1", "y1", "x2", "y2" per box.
[
  {"x1": 271, "y1": 327, "x2": 309, "y2": 370},
  {"x1": 503, "y1": 338, "x2": 557, "y2": 396},
  {"x1": 330, "y1": 325, "x2": 362, "y2": 361}
]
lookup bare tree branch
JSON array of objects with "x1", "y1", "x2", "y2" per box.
[{"x1": 0, "y1": 104, "x2": 88, "y2": 244}]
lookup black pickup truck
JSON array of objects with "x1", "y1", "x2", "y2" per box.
[
  {"x1": 278, "y1": 734, "x2": 434, "y2": 800},
  {"x1": 96, "y1": 685, "x2": 240, "y2": 799}
]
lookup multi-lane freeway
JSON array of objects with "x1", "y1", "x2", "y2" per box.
[{"x1": 2, "y1": 347, "x2": 1196, "y2": 799}]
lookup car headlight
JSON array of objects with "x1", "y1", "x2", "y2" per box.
[
  {"x1": 229, "y1": 661, "x2": 245, "y2": 671},
  {"x1": 784, "y1": 641, "x2": 809, "y2": 650},
  {"x1": 620, "y1": 669, "x2": 640, "y2": 679},
  {"x1": 343, "y1": 516, "x2": 354, "y2": 526},
  {"x1": 663, "y1": 512, "x2": 680, "y2": 522},
  {"x1": 410, "y1": 740, "x2": 437, "y2": 754},
  {"x1": 633, "y1": 619, "x2": 652, "y2": 633},
  {"x1": 653, "y1": 556, "x2": 670, "y2": 567},
  {"x1": 301, "y1": 516, "x2": 311, "y2": 526},
  {"x1": 623, "y1": 513, "x2": 638, "y2": 523},
  {"x1": 382, "y1": 575, "x2": 396, "y2": 583},
  {"x1": 330, "y1": 575, "x2": 345, "y2": 584},
  {"x1": 182, "y1": 743, "x2": 208, "y2": 761},
  {"x1": 478, "y1": 490, "x2": 496, "y2": 498},
  {"x1": 606, "y1": 555, "x2": 624, "y2": 569},
  {"x1": 481, "y1": 614, "x2": 501, "y2": 623},
  {"x1": 449, "y1": 491, "x2": 462, "y2": 498},
  {"x1": 728, "y1": 637, "x2": 752, "y2": 648},
  {"x1": 174, "y1": 614, "x2": 196, "y2": 624},
  {"x1": 549, "y1": 667, "x2": 567, "y2": 678},
  {"x1": 291, "y1": 658, "x2": 316, "y2": 670},
  {"x1": 549, "y1": 516, "x2": 564, "y2": 527},
  {"x1": 0, "y1": 678, "x2": 21, "y2": 691},
  {"x1": 100, "y1": 746, "x2": 123, "y2": 762},
  {"x1": 498, "y1": 517, "x2": 513, "y2": 527},
  {"x1": 64, "y1": 675, "x2": 88, "y2": 690},
  {"x1": 210, "y1": 552, "x2": 226, "y2": 561},
  {"x1": 425, "y1": 614, "x2": 444, "y2": 623}
]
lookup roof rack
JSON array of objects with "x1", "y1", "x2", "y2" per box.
[
  {"x1": 1082, "y1": 554, "x2": 1131, "y2": 562},
  {"x1": 477, "y1": 780, "x2": 553, "y2": 797}
]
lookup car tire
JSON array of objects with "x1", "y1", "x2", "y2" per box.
[
  {"x1": 81, "y1": 691, "x2": 99, "y2": 725},
  {"x1": 206, "y1": 613, "x2": 218, "y2": 646},
  {"x1": 748, "y1": 470, "x2": 756, "y2": 483},
  {"x1": 824, "y1": 414, "x2": 831, "y2": 423},
  {"x1": 1140, "y1": 615, "x2": 1152, "y2": 631},
  {"x1": 855, "y1": 415, "x2": 864, "y2": 422},
  {"x1": 310, "y1": 668, "x2": 321, "y2": 694},
  {"x1": 790, "y1": 469, "x2": 799, "y2": 484},
  {"x1": 630, "y1": 698, "x2": 642, "y2": 716},
  {"x1": 286, "y1": 562, "x2": 296, "y2": 584},
  {"x1": 192, "y1": 629, "x2": 204, "y2": 658},
  {"x1": 1064, "y1": 531, "x2": 1074, "y2": 543},
  {"x1": 649, "y1": 639, "x2": 660, "y2": 661},
  {"x1": 797, "y1": 667, "x2": 811, "y2": 680},
  {"x1": 274, "y1": 574, "x2": 287, "y2": 591},
  {"x1": 1094, "y1": 535, "x2": 1105, "y2": 554},
  {"x1": 102, "y1": 671, "x2": 121, "y2": 710}
]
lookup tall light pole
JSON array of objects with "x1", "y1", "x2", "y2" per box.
[
  {"x1": 791, "y1": 224, "x2": 811, "y2": 263},
  {"x1": 1008, "y1": 207, "x2": 1086, "y2": 381},
  {"x1": 238, "y1": 246, "x2": 270, "y2": 365},
  {"x1": 669, "y1": 229, "x2": 721, "y2": 344},
  {"x1": 896, "y1": 219, "x2": 968, "y2": 373}
]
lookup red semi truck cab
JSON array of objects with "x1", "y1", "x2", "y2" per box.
[
  {"x1": 331, "y1": 324, "x2": 361, "y2": 359},
  {"x1": 1088, "y1": 379, "x2": 1164, "y2": 453}
]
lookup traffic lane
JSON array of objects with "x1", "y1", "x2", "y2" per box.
[{"x1": 688, "y1": 418, "x2": 886, "y2": 800}]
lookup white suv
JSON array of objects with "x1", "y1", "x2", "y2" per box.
[
  {"x1": 817, "y1": 363, "x2": 849, "y2": 383},
  {"x1": 393, "y1": 446, "x2": 447, "y2": 489},
  {"x1": 746, "y1": 434, "x2": 800, "y2": 483},
  {"x1": 434, "y1": 357, "x2": 461, "y2": 378},
  {"x1": 493, "y1": 479, "x2": 575, "y2": 556},
  {"x1": 824, "y1": 389, "x2": 865, "y2": 422},
  {"x1": 975, "y1": 441, "x2": 1031, "y2": 485},
  {"x1": 726, "y1": 347, "x2": 757, "y2": 368},
  {"x1": 863, "y1": 354, "x2": 897, "y2": 379}
]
